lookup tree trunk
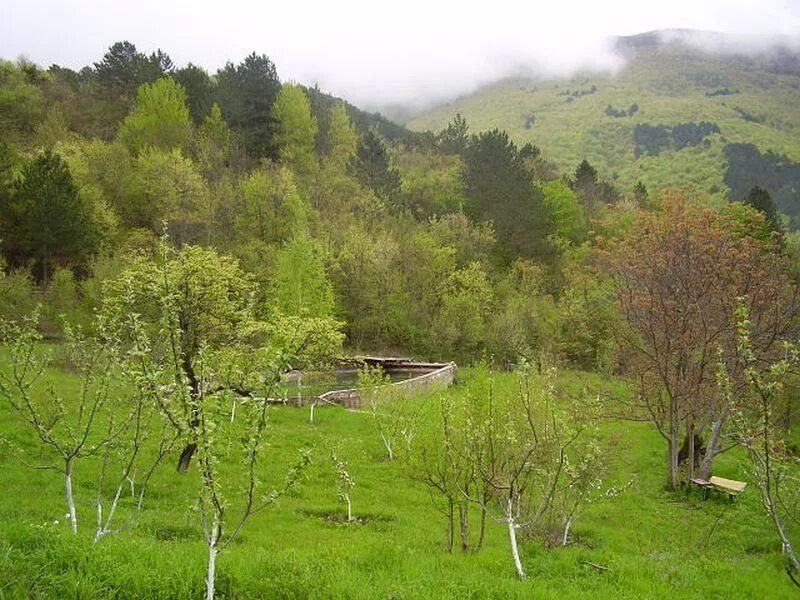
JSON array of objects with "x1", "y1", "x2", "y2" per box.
[
  {"x1": 459, "y1": 502, "x2": 470, "y2": 551},
  {"x1": 177, "y1": 443, "x2": 197, "y2": 473},
  {"x1": 667, "y1": 395, "x2": 680, "y2": 489},
  {"x1": 446, "y1": 498, "x2": 454, "y2": 553},
  {"x1": 562, "y1": 516, "x2": 573, "y2": 546},
  {"x1": 381, "y1": 435, "x2": 394, "y2": 460},
  {"x1": 667, "y1": 431, "x2": 680, "y2": 490},
  {"x1": 507, "y1": 513, "x2": 525, "y2": 578},
  {"x1": 477, "y1": 505, "x2": 487, "y2": 551},
  {"x1": 687, "y1": 420, "x2": 696, "y2": 479},
  {"x1": 697, "y1": 417, "x2": 725, "y2": 480},
  {"x1": 65, "y1": 457, "x2": 77, "y2": 534},
  {"x1": 206, "y1": 520, "x2": 219, "y2": 600}
]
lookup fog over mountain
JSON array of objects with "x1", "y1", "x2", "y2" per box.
[{"x1": 2, "y1": 0, "x2": 800, "y2": 111}]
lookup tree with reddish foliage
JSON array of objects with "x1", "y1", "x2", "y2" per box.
[{"x1": 601, "y1": 194, "x2": 798, "y2": 489}]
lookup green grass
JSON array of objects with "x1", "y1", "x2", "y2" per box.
[
  {"x1": 0, "y1": 363, "x2": 796, "y2": 598},
  {"x1": 407, "y1": 48, "x2": 800, "y2": 202}
]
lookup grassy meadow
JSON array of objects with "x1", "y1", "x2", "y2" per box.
[{"x1": 0, "y1": 358, "x2": 796, "y2": 599}]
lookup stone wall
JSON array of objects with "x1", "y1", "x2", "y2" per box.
[{"x1": 302, "y1": 361, "x2": 457, "y2": 409}]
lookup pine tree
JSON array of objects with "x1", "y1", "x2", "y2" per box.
[
  {"x1": 745, "y1": 186, "x2": 781, "y2": 232},
  {"x1": 2, "y1": 151, "x2": 94, "y2": 284}
]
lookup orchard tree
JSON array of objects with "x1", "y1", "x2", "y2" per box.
[
  {"x1": 103, "y1": 237, "x2": 343, "y2": 474},
  {"x1": 719, "y1": 302, "x2": 800, "y2": 586},
  {"x1": 103, "y1": 236, "x2": 341, "y2": 599},
  {"x1": 458, "y1": 365, "x2": 577, "y2": 578},
  {"x1": 603, "y1": 195, "x2": 798, "y2": 489},
  {"x1": 0, "y1": 313, "x2": 172, "y2": 538}
]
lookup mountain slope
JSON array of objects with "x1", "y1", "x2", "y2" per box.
[{"x1": 408, "y1": 31, "x2": 800, "y2": 210}]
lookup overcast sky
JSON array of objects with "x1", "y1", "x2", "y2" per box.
[{"x1": 3, "y1": 0, "x2": 800, "y2": 109}]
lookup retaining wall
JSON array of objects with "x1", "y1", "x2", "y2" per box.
[{"x1": 290, "y1": 360, "x2": 457, "y2": 409}]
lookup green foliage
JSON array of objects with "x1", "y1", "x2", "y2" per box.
[
  {"x1": 744, "y1": 186, "x2": 782, "y2": 232},
  {"x1": 433, "y1": 262, "x2": 494, "y2": 359},
  {"x1": 0, "y1": 60, "x2": 47, "y2": 143},
  {"x1": 173, "y1": 63, "x2": 215, "y2": 125},
  {"x1": 1, "y1": 151, "x2": 97, "y2": 283},
  {"x1": 93, "y1": 41, "x2": 173, "y2": 100},
  {"x1": 724, "y1": 143, "x2": 800, "y2": 229},
  {"x1": 352, "y1": 130, "x2": 401, "y2": 200},
  {"x1": 271, "y1": 234, "x2": 335, "y2": 319},
  {"x1": 271, "y1": 83, "x2": 319, "y2": 174},
  {"x1": 462, "y1": 129, "x2": 556, "y2": 264},
  {"x1": 541, "y1": 180, "x2": 587, "y2": 244},
  {"x1": 322, "y1": 102, "x2": 358, "y2": 168},
  {"x1": 124, "y1": 147, "x2": 209, "y2": 241},
  {"x1": 215, "y1": 53, "x2": 281, "y2": 158},
  {"x1": 409, "y1": 46, "x2": 800, "y2": 206},
  {"x1": 396, "y1": 149, "x2": 467, "y2": 217},
  {"x1": 236, "y1": 166, "x2": 308, "y2": 245},
  {"x1": 194, "y1": 103, "x2": 231, "y2": 180},
  {"x1": 118, "y1": 78, "x2": 192, "y2": 155},
  {"x1": 438, "y1": 113, "x2": 469, "y2": 155},
  {"x1": 0, "y1": 265, "x2": 36, "y2": 322}
]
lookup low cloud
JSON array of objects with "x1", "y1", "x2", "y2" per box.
[{"x1": 2, "y1": 0, "x2": 799, "y2": 113}]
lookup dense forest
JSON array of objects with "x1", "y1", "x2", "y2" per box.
[
  {"x1": 1, "y1": 38, "x2": 800, "y2": 599},
  {"x1": 0, "y1": 41, "x2": 632, "y2": 367}
]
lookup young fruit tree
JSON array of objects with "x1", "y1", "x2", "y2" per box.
[
  {"x1": 0, "y1": 313, "x2": 164, "y2": 537},
  {"x1": 718, "y1": 301, "x2": 800, "y2": 587},
  {"x1": 102, "y1": 237, "x2": 342, "y2": 600},
  {"x1": 410, "y1": 392, "x2": 489, "y2": 553},
  {"x1": 359, "y1": 365, "x2": 421, "y2": 461},
  {"x1": 544, "y1": 435, "x2": 608, "y2": 547},
  {"x1": 330, "y1": 448, "x2": 355, "y2": 522},
  {"x1": 458, "y1": 364, "x2": 579, "y2": 578},
  {"x1": 602, "y1": 196, "x2": 798, "y2": 489}
]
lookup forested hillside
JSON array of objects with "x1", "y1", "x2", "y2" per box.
[{"x1": 409, "y1": 31, "x2": 800, "y2": 225}]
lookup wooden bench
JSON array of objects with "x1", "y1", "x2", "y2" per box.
[{"x1": 690, "y1": 476, "x2": 747, "y2": 499}]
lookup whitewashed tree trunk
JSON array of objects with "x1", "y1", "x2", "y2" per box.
[
  {"x1": 381, "y1": 434, "x2": 394, "y2": 460},
  {"x1": 94, "y1": 479, "x2": 125, "y2": 542},
  {"x1": 345, "y1": 493, "x2": 352, "y2": 522},
  {"x1": 562, "y1": 516, "x2": 574, "y2": 546},
  {"x1": 506, "y1": 499, "x2": 525, "y2": 578},
  {"x1": 309, "y1": 401, "x2": 316, "y2": 424},
  {"x1": 206, "y1": 520, "x2": 220, "y2": 600},
  {"x1": 65, "y1": 458, "x2": 77, "y2": 534}
]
